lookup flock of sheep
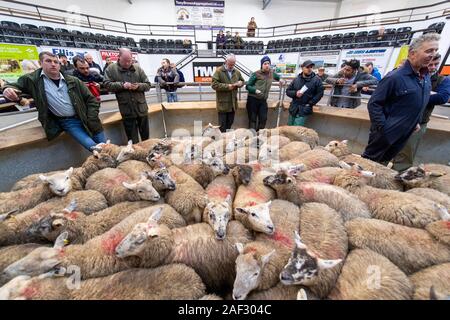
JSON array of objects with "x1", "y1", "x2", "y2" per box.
[{"x1": 0, "y1": 124, "x2": 449, "y2": 300}]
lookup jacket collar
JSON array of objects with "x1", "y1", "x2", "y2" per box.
[
  {"x1": 402, "y1": 59, "x2": 429, "y2": 78},
  {"x1": 117, "y1": 61, "x2": 136, "y2": 72}
]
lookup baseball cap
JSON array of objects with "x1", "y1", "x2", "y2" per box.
[{"x1": 301, "y1": 60, "x2": 315, "y2": 68}]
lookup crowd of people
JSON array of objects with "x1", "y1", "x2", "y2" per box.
[{"x1": 2, "y1": 31, "x2": 449, "y2": 171}]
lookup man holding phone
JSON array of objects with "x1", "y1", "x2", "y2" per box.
[{"x1": 104, "y1": 48, "x2": 151, "y2": 143}]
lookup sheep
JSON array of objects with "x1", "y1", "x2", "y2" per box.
[
  {"x1": 247, "y1": 283, "x2": 317, "y2": 300},
  {"x1": 279, "y1": 202, "x2": 347, "y2": 298},
  {"x1": 117, "y1": 160, "x2": 176, "y2": 195},
  {"x1": 328, "y1": 249, "x2": 413, "y2": 300},
  {"x1": 296, "y1": 167, "x2": 345, "y2": 184},
  {"x1": 0, "y1": 264, "x2": 206, "y2": 300},
  {"x1": 346, "y1": 218, "x2": 450, "y2": 274},
  {"x1": 178, "y1": 156, "x2": 230, "y2": 189},
  {"x1": 232, "y1": 200, "x2": 300, "y2": 300},
  {"x1": 257, "y1": 136, "x2": 293, "y2": 165},
  {"x1": 260, "y1": 126, "x2": 319, "y2": 148},
  {"x1": 223, "y1": 146, "x2": 259, "y2": 165},
  {"x1": 85, "y1": 168, "x2": 160, "y2": 206},
  {"x1": 233, "y1": 166, "x2": 276, "y2": 211},
  {"x1": 324, "y1": 139, "x2": 403, "y2": 190},
  {"x1": 0, "y1": 190, "x2": 108, "y2": 246},
  {"x1": 26, "y1": 201, "x2": 153, "y2": 245},
  {"x1": 164, "y1": 166, "x2": 208, "y2": 224},
  {"x1": 203, "y1": 137, "x2": 246, "y2": 159},
  {"x1": 114, "y1": 216, "x2": 253, "y2": 292},
  {"x1": 288, "y1": 148, "x2": 340, "y2": 171},
  {"x1": 425, "y1": 220, "x2": 450, "y2": 246},
  {"x1": 203, "y1": 174, "x2": 236, "y2": 240},
  {"x1": 334, "y1": 161, "x2": 449, "y2": 228},
  {"x1": 278, "y1": 141, "x2": 311, "y2": 162},
  {"x1": 202, "y1": 123, "x2": 253, "y2": 142},
  {"x1": 229, "y1": 164, "x2": 253, "y2": 186},
  {"x1": 263, "y1": 171, "x2": 371, "y2": 222},
  {"x1": 409, "y1": 263, "x2": 450, "y2": 300},
  {"x1": 199, "y1": 294, "x2": 223, "y2": 300},
  {"x1": 395, "y1": 164, "x2": 450, "y2": 196},
  {"x1": 1, "y1": 205, "x2": 186, "y2": 283},
  {"x1": 406, "y1": 188, "x2": 450, "y2": 211},
  {"x1": 10, "y1": 151, "x2": 117, "y2": 192},
  {"x1": 0, "y1": 168, "x2": 74, "y2": 216}
]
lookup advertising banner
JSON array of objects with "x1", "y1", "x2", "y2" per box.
[
  {"x1": 299, "y1": 50, "x2": 341, "y2": 75},
  {"x1": 440, "y1": 48, "x2": 450, "y2": 76},
  {"x1": 193, "y1": 61, "x2": 223, "y2": 82},
  {"x1": 267, "y1": 53, "x2": 300, "y2": 78},
  {"x1": 175, "y1": 0, "x2": 224, "y2": 30},
  {"x1": 339, "y1": 47, "x2": 393, "y2": 77},
  {"x1": 0, "y1": 44, "x2": 40, "y2": 82},
  {"x1": 99, "y1": 50, "x2": 139, "y2": 68},
  {"x1": 39, "y1": 46, "x2": 101, "y2": 65}
]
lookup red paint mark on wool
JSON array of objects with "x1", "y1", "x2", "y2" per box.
[
  {"x1": 101, "y1": 231, "x2": 125, "y2": 255},
  {"x1": 315, "y1": 174, "x2": 332, "y2": 184},
  {"x1": 244, "y1": 246, "x2": 257, "y2": 254},
  {"x1": 66, "y1": 211, "x2": 80, "y2": 220},
  {"x1": 207, "y1": 186, "x2": 232, "y2": 201},
  {"x1": 300, "y1": 184, "x2": 315, "y2": 200},
  {"x1": 445, "y1": 221, "x2": 450, "y2": 229},
  {"x1": 246, "y1": 201, "x2": 258, "y2": 207},
  {"x1": 251, "y1": 163, "x2": 263, "y2": 172},
  {"x1": 106, "y1": 174, "x2": 129, "y2": 188},
  {"x1": 21, "y1": 283, "x2": 40, "y2": 299},
  {"x1": 270, "y1": 231, "x2": 293, "y2": 248},
  {"x1": 308, "y1": 159, "x2": 321, "y2": 169},
  {"x1": 246, "y1": 189, "x2": 266, "y2": 201}
]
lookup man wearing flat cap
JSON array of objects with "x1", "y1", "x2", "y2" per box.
[{"x1": 285, "y1": 60, "x2": 324, "y2": 126}]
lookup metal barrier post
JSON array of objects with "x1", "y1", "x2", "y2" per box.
[
  {"x1": 199, "y1": 82, "x2": 203, "y2": 101},
  {"x1": 276, "y1": 84, "x2": 285, "y2": 127}
]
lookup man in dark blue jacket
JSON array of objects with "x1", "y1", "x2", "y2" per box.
[
  {"x1": 362, "y1": 33, "x2": 440, "y2": 165},
  {"x1": 286, "y1": 60, "x2": 324, "y2": 126},
  {"x1": 392, "y1": 53, "x2": 450, "y2": 171}
]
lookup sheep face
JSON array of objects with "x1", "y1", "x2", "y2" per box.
[
  {"x1": 235, "y1": 201, "x2": 274, "y2": 234},
  {"x1": 39, "y1": 168, "x2": 73, "y2": 196},
  {"x1": 122, "y1": 176, "x2": 160, "y2": 201},
  {"x1": 202, "y1": 123, "x2": 222, "y2": 141},
  {"x1": 0, "y1": 275, "x2": 32, "y2": 300},
  {"x1": 115, "y1": 208, "x2": 163, "y2": 258},
  {"x1": 146, "y1": 142, "x2": 172, "y2": 164},
  {"x1": 232, "y1": 243, "x2": 274, "y2": 300},
  {"x1": 231, "y1": 165, "x2": 253, "y2": 186},
  {"x1": 279, "y1": 231, "x2": 341, "y2": 286},
  {"x1": 204, "y1": 198, "x2": 231, "y2": 240},
  {"x1": 0, "y1": 232, "x2": 69, "y2": 282},
  {"x1": 225, "y1": 138, "x2": 246, "y2": 153},
  {"x1": 395, "y1": 165, "x2": 446, "y2": 187},
  {"x1": 146, "y1": 168, "x2": 176, "y2": 191},
  {"x1": 91, "y1": 150, "x2": 117, "y2": 169},
  {"x1": 263, "y1": 171, "x2": 295, "y2": 188},
  {"x1": 324, "y1": 139, "x2": 349, "y2": 157},
  {"x1": 203, "y1": 157, "x2": 230, "y2": 176},
  {"x1": 26, "y1": 213, "x2": 67, "y2": 243},
  {"x1": 258, "y1": 145, "x2": 278, "y2": 163},
  {"x1": 116, "y1": 140, "x2": 134, "y2": 163}
]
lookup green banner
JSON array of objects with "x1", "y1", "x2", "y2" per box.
[{"x1": 0, "y1": 44, "x2": 40, "y2": 82}]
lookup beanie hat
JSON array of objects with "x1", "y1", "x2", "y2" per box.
[{"x1": 261, "y1": 56, "x2": 271, "y2": 68}]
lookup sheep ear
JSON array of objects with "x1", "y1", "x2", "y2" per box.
[
  {"x1": 261, "y1": 249, "x2": 275, "y2": 266},
  {"x1": 63, "y1": 199, "x2": 77, "y2": 213},
  {"x1": 52, "y1": 219, "x2": 65, "y2": 228},
  {"x1": 294, "y1": 231, "x2": 307, "y2": 249},
  {"x1": 93, "y1": 150, "x2": 100, "y2": 158},
  {"x1": 122, "y1": 181, "x2": 136, "y2": 190},
  {"x1": 361, "y1": 170, "x2": 376, "y2": 178},
  {"x1": 288, "y1": 164, "x2": 305, "y2": 176},
  {"x1": 106, "y1": 139, "x2": 111, "y2": 144},
  {"x1": 54, "y1": 231, "x2": 69, "y2": 249},
  {"x1": 235, "y1": 207, "x2": 248, "y2": 215},
  {"x1": 235, "y1": 243, "x2": 244, "y2": 254},
  {"x1": 65, "y1": 167, "x2": 74, "y2": 177},
  {"x1": 127, "y1": 140, "x2": 133, "y2": 146},
  {"x1": 317, "y1": 258, "x2": 342, "y2": 270},
  {"x1": 341, "y1": 140, "x2": 348, "y2": 145},
  {"x1": 39, "y1": 174, "x2": 48, "y2": 182},
  {"x1": 145, "y1": 170, "x2": 156, "y2": 179},
  {"x1": 428, "y1": 171, "x2": 445, "y2": 178},
  {"x1": 225, "y1": 194, "x2": 232, "y2": 203},
  {"x1": 297, "y1": 288, "x2": 308, "y2": 300},
  {"x1": 148, "y1": 207, "x2": 163, "y2": 224},
  {"x1": 434, "y1": 203, "x2": 450, "y2": 221},
  {"x1": 338, "y1": 161, "x2": 352, "y2": 170}
]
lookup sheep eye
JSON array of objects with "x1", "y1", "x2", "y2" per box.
[
  {"x1": 251, "y1": 212, "x2": 257, "y2": 217},
  {"x1": 253, "y1": 272, "x2": 258, "y2": 277},
  {"x1": 138, "y1": 190, "x2": 143, "y2": 193}
]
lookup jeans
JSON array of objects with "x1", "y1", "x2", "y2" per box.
[
  {"x1": 288, "y1": 114, "x2": 309, "y2": 126},
  {"x1": 166, "y1": 92, "x2": 178, "y2": 102},
  {"x1": 57, "y1": 117, "x2": 106, "y2": 151}
]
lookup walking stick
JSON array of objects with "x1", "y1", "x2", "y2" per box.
[{"x1": 276, "y1": 83, "x2": 286, "y2": 128}]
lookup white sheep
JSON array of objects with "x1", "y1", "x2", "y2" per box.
[
  {"x1": 409, "y1": 263, "x2": 450, "y2": 300},
  {"x1": 85, "y1": 168, "x2": 160, "y2": 206},
  {"x1": 178, "y1": 156, "x2": 230, "y2": 189},
  {"x1": 260, "y1": 126, "x2": 319, "y2": 148},
  {"x1": 278, "y1": 141, "x2": 311, "y2": 162}
]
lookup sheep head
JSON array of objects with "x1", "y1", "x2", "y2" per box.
[
  {"x1": 263, "y1": 170, "x2": 295, "y2": 188},
  {"x1": 122, "y1": 175, "x2": 161, "y2": 202},
  {"x1": 39, "y1": 168, "x2": 73, "y2": 196},
  {"x1": 204, "y1": 195, "x2": 232, "y2": 240},
  {"x1": 394, "y1": 164, "x2": 446, "y2": 188},
  {"x1": 90, "y1": 150, "x2": 117, "y2": 169},
  {"x1": 26, "y1": 200, "x2": 80, "y2": 243},
  {"x1": 115, "y1": 207, "x2": 167, "y2": 258},
  {"x1": 225, "y1": 137, "x2": 246, "y2": 153},
  {"x1": 202, "y1": 123, "x2": 222, "y2": 141},
  {"x1": 335, "y1": 161, "x2": 376, "y2": 191},
  {"x1": 0, "y1": 275, "x2": 32, "y2": 300},
  {"x1": 234, "y1": 201, "x2": 274, "y2": 235},
  {"x1": 1, "y1": 232, "x2": 69, "y2": 282},
  {"x1": 258, "y1": 144, "x2": 278, "y2": 163},
  {"x1": 232, "y1": 243, "x2": 275, "y2": 300},
  {"x1": 203, "y1": 156, "x2": 230, "y2": 176},
  {"x1": 145, "y1": 168, "x2": 176, "y2": 191},
  {"x1": 324, "y1": 139, "x2": 350, "y2": 157},
  {"x1": 116, "y1": 140, "x2": 134, "y2": 163},
  {"x1": 231, "y1": 165, "x2": 253, "y2": 186},
  {"x1": 279, "y1": 231, "x2": 342, "y2": 286}
]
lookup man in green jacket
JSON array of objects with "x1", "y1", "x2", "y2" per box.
[
  {"x1": 3, "y1": 51, "x2": 105, "y2": 151},
  {"x1": 245, "y1": 56, "x2": 285, "y2": 131},
  {"x1": 104, "y1": 48, "x2": 151, "y2": 143},
  {"x1": 211, "y1": 54, "x2": 245, "y2": 132}
]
